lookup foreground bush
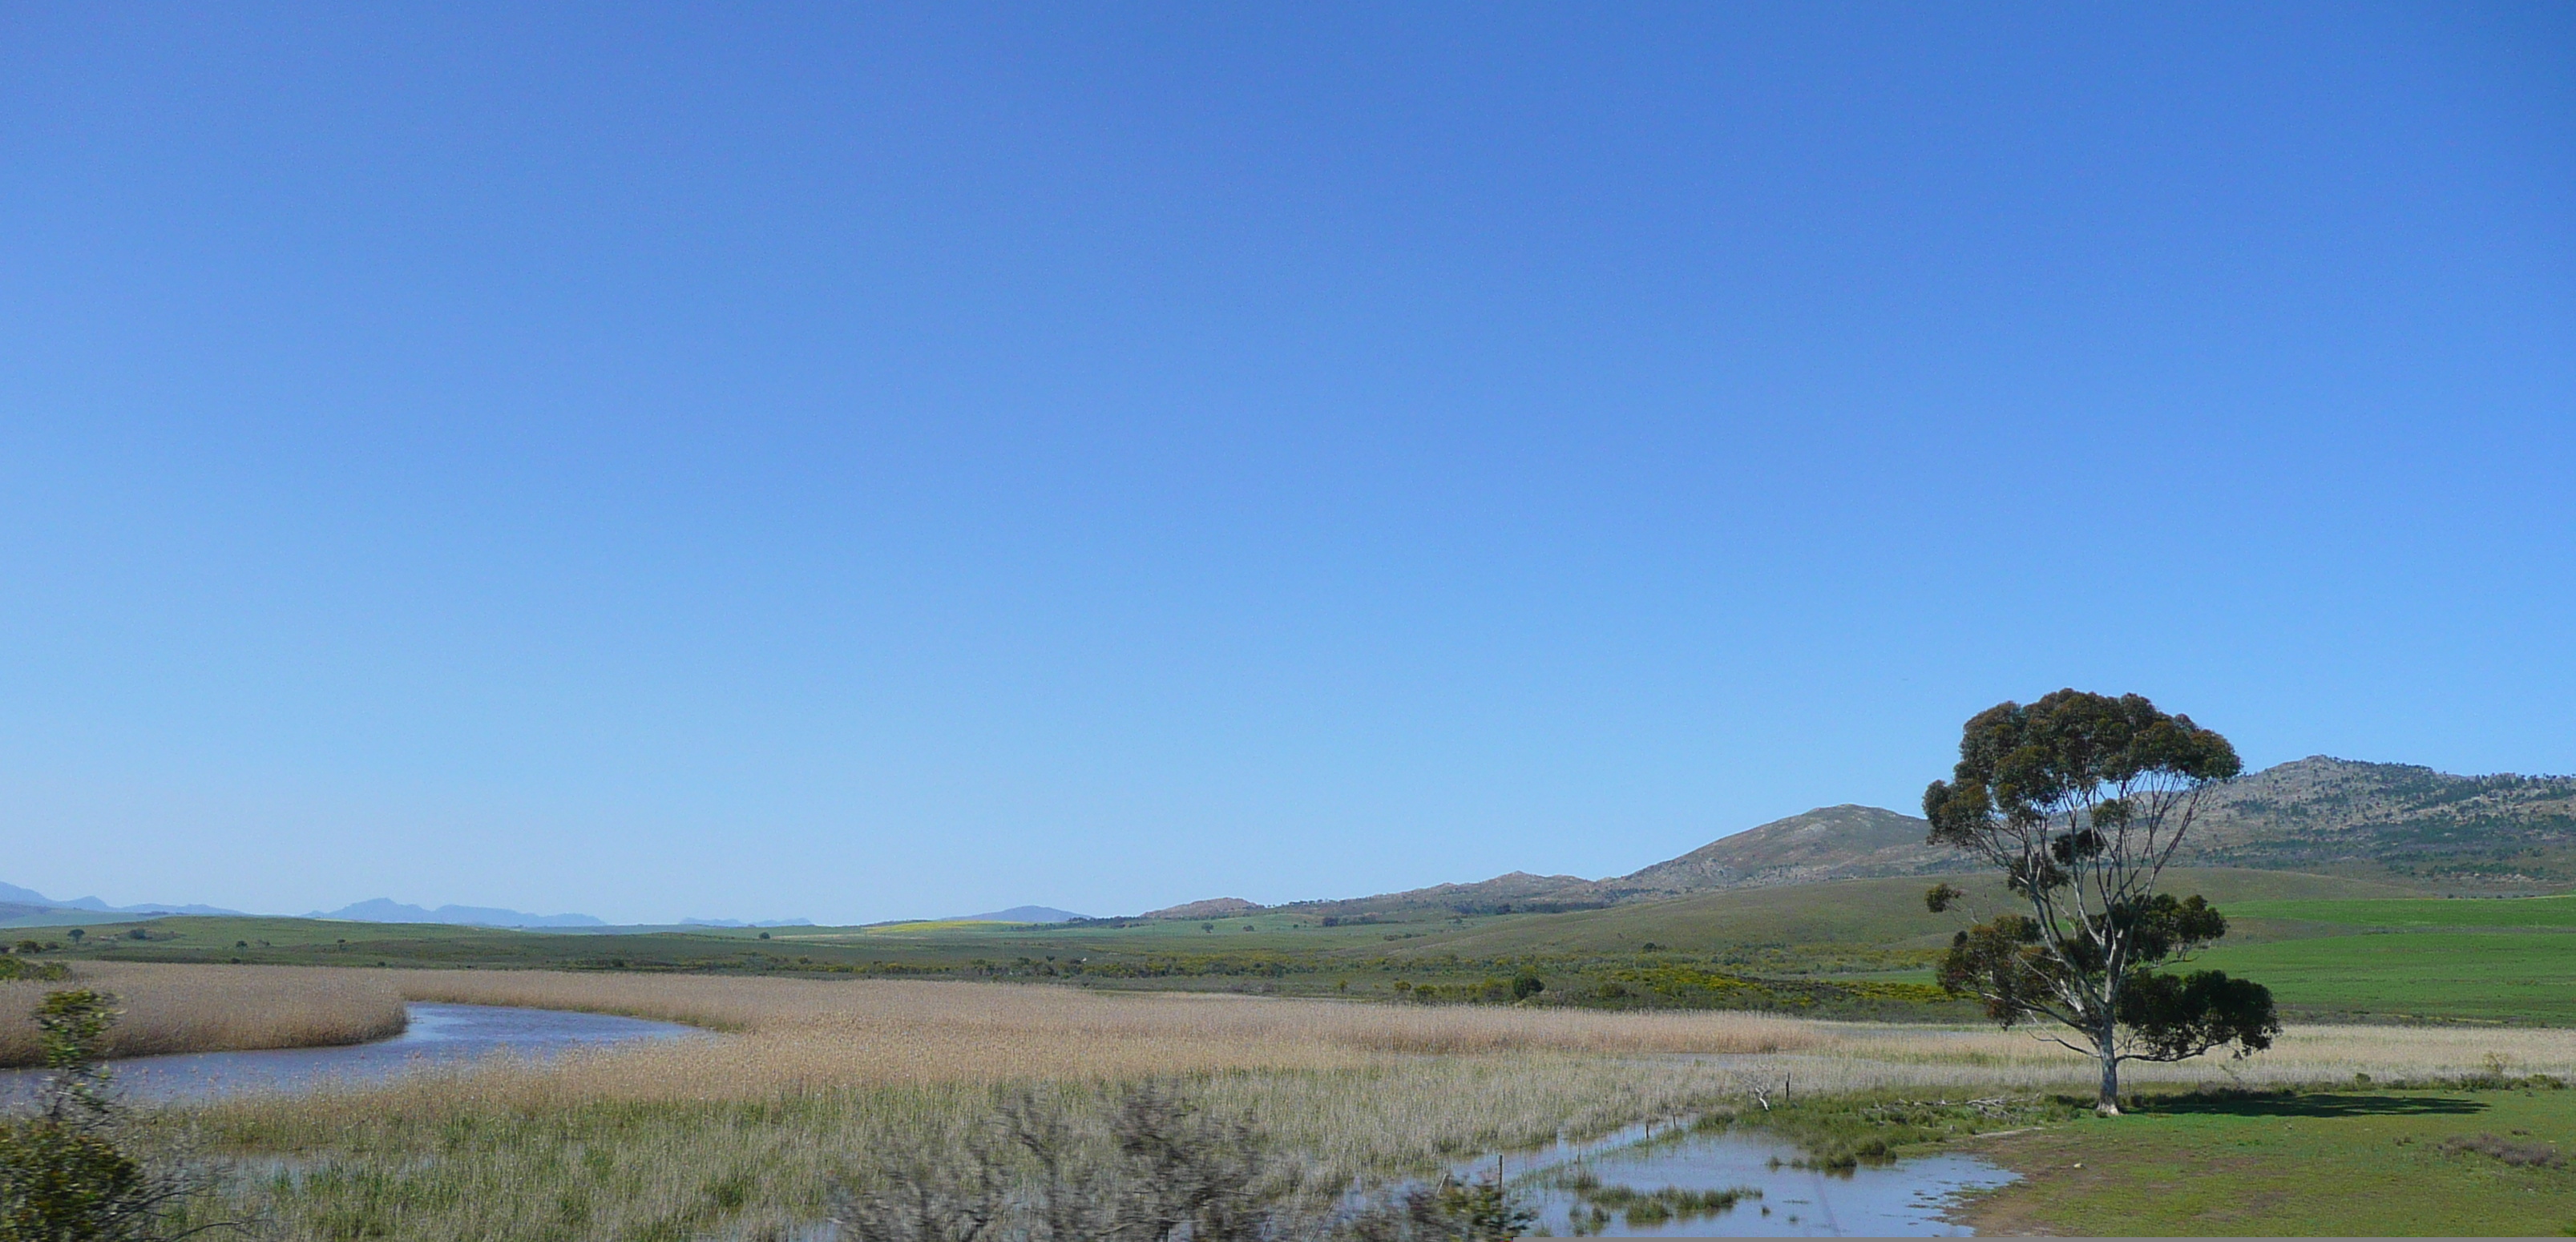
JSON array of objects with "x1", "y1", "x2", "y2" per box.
[
  {"x1": 831, "y1": 1082, "x2": 1533, "y2": 1241},
  {"x1": 0, "y1": 990, "x2": 214, "y2": 1241}
]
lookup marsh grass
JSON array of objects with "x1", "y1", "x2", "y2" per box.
[
  {"x1": 381, "y1": 970, "x2": 1830, "y2": 1055},
  {"x1": 195, "y1": 1057, "x2": 1775, "y2": 1241},
  {"x1": 0, "y1": 964, "x2": 406, "y2": 1067}
]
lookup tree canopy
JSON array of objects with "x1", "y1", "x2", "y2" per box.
[{"x1": 1921, "y1": 690, "x2": 2277, "y2": 1114}]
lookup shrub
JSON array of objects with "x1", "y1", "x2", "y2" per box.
[
  {"x1": 0, "y1": 990, "x2": 216, "y2": 1240},
  {"x1": 831, "y1": 1083, "x2": 1303, "y2": 1242},
  {"x1": 0, "y1": 958, "x2": 71, "y2": 983}
]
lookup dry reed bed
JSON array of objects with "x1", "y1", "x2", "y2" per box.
[
  {"x1": 12, "y1": 963, "x2": 2569, "y2": 1095},
  {"x1": 373, "y1": 969, "x2": 1823, "y2": 1093},
  {"x1": 0, "y1": 963, "x2": 406, "y2": 1067},
  {"x1": 377, "y1": 970, "x2": 2576, "y2": 1097}
]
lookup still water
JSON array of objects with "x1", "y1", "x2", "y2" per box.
[
  {"x1": 1478, "y1": 1119, "x2": 2014, "y2": 1237},
  {"x1": 0, "y1": 1002, "x2": 701, "y2": 1105}
]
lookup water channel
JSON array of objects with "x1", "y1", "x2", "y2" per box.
[{"x1": 0, "y1": 1001, "x2": 702, "y2": 1106}]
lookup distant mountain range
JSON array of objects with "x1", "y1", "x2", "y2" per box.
[
  {"x1": 952, "y1": 905, "x2": 1088, "y2": 924},
  {"x1": 0, "y1": 887, "x2": 616, "y2": 930},
  {"x1": 305, "y1": 899, "x2": 608, "y2": 928},
  {"x1": 1136, "y1": 757, "x2": 2576, "y2": 920},
  {"x1": 0, "y1": 882, "x2": 243, "y2": 919},
  {"x1": 0, "y1": 881, "x2": 1076, "y2": 931}
]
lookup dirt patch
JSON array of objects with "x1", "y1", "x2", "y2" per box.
[{"x1": 2440, "y1": 1131, "x2": 2565, "y2": 1168}]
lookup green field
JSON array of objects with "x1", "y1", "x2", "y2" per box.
[
  {"x1": 2231, "y1": 893, "x2": 2576, "y2": 929},
  {"x1": 2193, "y1": 932, "x2": 2576, "y2": 1025},
  {"x1": 2182, "y1": 893, "x2": 2576, "y2": 1024},
  {"x1": 1961, "y1": 1085, "x2": 2576, "y2": 1236}
]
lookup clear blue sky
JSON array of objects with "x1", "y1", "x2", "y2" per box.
[{"x1": 2, "y1": 4, "x2": 2569, "y2": 924}]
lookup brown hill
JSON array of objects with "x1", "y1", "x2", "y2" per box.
[
  {"x1": 1600, "y1": 804, "x2": 1948, "y2": 896},
  {"x1": 1138, "y1": 897, "x2": 1263, "y2": 921},
  {"x1": 2181, "y1": 756, "x2": 2576, "y2": 887}
]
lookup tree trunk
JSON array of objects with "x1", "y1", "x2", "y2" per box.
[{"x1": 2097, "y1": 1039, "x2": 2122, "y2": 1116}]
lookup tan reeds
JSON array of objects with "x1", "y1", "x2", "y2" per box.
[
  {"x1": 264, "y1": 967, "x2": 2576, "y2": 1101},
  {"x1": 15, "y1": 962, "x2": 2566, "y2": 1097},
  {"x1": 1821, "y1": 1018, "x2": 2576, "y2": 1087},
  {"x1": 0, "y1": 962, "x2": 407, "y2": 1067},
  {"x1": 358, "y1": 970, "x2": 1823, "y2": 1101}
]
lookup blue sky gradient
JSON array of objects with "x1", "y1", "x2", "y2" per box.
[{"x1": 2, "y1": 3, "x2": 2570, "y2": 923}]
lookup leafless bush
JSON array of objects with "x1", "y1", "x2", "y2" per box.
[
  {"x1": 824, "y1": 1083, "x2": 1540, "y2": 1242},
  {"x1": 831, "y1": 1128, "x2": 1011, "y2": 1242}
]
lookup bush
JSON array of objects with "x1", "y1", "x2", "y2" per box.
[
  {"x1": 833, "y1": 1083, "x2": 1302, "y2": 1242},
  {"x1": 0, "y1": 958, "x2": 71, "y2": 983},
  {"x1": 834, "y1": 1084, "x2": 1538, "y2": 1240},
  {"x1": 0, "y1": 990, "x2": 217, "y2": 1240}
]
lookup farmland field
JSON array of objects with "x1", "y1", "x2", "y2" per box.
[{"x1": 2194, "y1": 931, "x2": 2576, "y2": 1025}]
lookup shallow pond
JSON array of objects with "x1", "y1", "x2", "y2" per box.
[
  {"x1": 1, "y1": 1002, "x2": 702, "y2": 1105},
  {"x1": 1481, "y1": 1119, "x2": 2014, "y2": 1237}
]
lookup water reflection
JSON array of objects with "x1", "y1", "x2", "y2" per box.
[
  {"x1": 0, "y1": 1002, "x2": 701, "y2": 1105},
  {"x1": 1492, "y1": 1123, "x2": 2013, "y2": 1237}
]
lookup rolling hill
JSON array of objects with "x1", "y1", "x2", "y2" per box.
[
  {"x1": 1144, "y1": 756, "x2": 2576, "y2": 921},
  {"x1": 2183, "y1": 756, "x2": 2576, "y2": 885}
]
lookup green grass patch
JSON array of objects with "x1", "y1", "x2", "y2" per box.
[{"x1": 1959, "y1": 1084, "x2": 2576, "y2": 1236}]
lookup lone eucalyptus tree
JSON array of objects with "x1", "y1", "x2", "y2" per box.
[{"x1": 1921, "y1": 690, "x2": 2279, "y2": 1115}]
